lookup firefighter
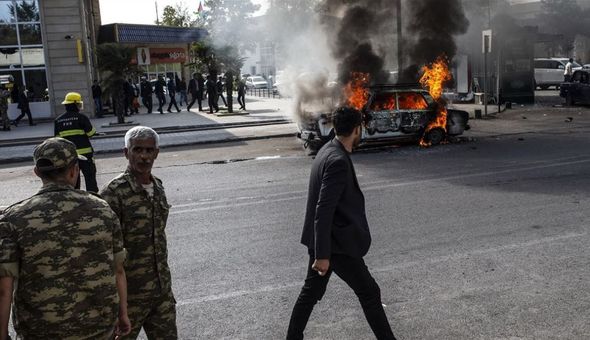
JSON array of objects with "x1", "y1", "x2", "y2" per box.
[{"x1": 54, "y1": 92, "x2": 99, "y2": 192}]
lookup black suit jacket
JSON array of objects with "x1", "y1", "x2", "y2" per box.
[{"x1": 300, "y1": 138, "x2": 371, "y2": 259}]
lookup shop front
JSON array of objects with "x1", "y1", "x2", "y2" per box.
[
  {"x1": 99, "y1": 23, "x2": 207, "y2": 84},
  {"x1": 0, "y1": 0, "x2": 51, "y2": 119}
]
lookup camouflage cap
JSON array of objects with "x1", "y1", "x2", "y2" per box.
[{"x1": 33, "y1": 137, "x2": 86, "y2": 171}]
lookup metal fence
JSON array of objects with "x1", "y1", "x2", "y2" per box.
[{"x1": 246, "y1": 87, "x2": 281, "y2": 99}]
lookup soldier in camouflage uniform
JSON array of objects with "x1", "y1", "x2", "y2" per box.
[
  {"x1": 0, "y1": 137, "x2": 131, "y2": 339},
  {"x1": 0, "y1": 83, "x2": 10, "y2": 131},
  {"x1": 100, "y1": 126, "x2": 178, "y2": 339}
]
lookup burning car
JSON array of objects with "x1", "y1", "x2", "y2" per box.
[{"x1": 297, "y1": 83, "x2": 470, "y2": 154}]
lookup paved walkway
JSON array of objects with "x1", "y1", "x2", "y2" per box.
[{"x1": 0, "y1": 96, "x2": 292, "y2": 142}]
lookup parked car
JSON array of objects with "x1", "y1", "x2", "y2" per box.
[
  {"x1": 560, "y1": 69, "x2": 590, "y2": 105},
  {"x1": 245, "y1": 76, "x2": 268, "y2": 89},
  {"x1": 534, "y1": 58, "x2": 582, "y2": 90},
  {"x1": 297, "y1": 84, "x2": 470, "y2": 154}
]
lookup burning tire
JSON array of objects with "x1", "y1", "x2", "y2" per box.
[{"x1": 425, "y1": 128, "x2": 445, "y2": 146}]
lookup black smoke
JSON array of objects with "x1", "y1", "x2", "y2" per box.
[
  {"x1": 400, "y1": 0, "x2": 469, "y2": 82},
  {"x1": 322, "y1": 1, "x2": 394, "y2": 85}
]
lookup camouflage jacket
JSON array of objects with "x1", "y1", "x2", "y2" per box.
[
  {"x1": 0, "y1": 183, "x2": 126, "y2": 339},
  {"x1": 100, "y1": 169, "x2": 174, "y2": 301},
  {"x1": 0, "y1": 88, "x2": 9, "y2": 112}
]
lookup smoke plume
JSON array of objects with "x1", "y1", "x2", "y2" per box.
[
  {"x1": 401, "y1": 0, "x2": 469, "y2": 81},
  {"x1": 323, "y1": 0, "x2": 395, "y2": 85}
]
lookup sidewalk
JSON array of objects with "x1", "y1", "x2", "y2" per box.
[
  {"x1": 0, "y1": 96, "x2": 298, "y2": 164},
  {"x1": 0, "y1": 96, "x2": 293, "y2": 144}
]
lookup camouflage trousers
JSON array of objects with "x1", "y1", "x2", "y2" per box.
[{"x1": 121, "y1": 292, "x2": 178, "y2": 340}]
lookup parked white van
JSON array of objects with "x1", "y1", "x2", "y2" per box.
[{"x1": 534, "y1": 58, "x2": 582, "y2": 90}]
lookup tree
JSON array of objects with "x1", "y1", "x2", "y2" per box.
[
  {"x1": 189, "y1": 37, "x2": 245, "y2": 78},
  {"x1": 540, "y1": 0, "x2": 590, "y2": 54},
  {"x1": 203, "y1": 0, "x2": 260, "y2": 50},
  {"x1": 96, "y1": 43, "x2": 143, "y2": 124},
  {"x1": 159, "y1": 4, "x2": 193, "y2": 27}
]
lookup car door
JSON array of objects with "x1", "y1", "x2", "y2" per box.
[
  {"x1": 397, "y1": 91, "x2": 430, "y2": 134},
  {"x1": 534, "y1": 60, "x2": 546, "y2": 86},
  {"x1": 552, "y1": 60, "x2": 565, "y2": 84},
  {"x1": 362, "y1": 91, "x2": 402, "y2": 141}
]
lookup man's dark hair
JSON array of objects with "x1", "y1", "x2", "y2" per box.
[
  {"x1": 333, "y1": 107, "x2": 362, "y2": 137},
  {"x1": 36, "y1": 159, "x2": 78, "y2": 181},
  {"x1": 65, "y1": 103, "x2": 79, "y2": 113},
  {"x1": 570, "y1": 58, "x2": 574, "y2": 62}
]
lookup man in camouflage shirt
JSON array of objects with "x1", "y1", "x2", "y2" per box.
[
  {"x1": 0, "y1": 83, "x2": 10, "y2": 131},
  {"x1": 100, "y1": 126, "x2": 177, "y2": 339},
  {"x1": 0, "y1": 137, "x2": 131, "y2": 339}
]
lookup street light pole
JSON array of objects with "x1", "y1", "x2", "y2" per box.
[{"x1": 396, "y1": 0, "x2": 403, "y2": 74}]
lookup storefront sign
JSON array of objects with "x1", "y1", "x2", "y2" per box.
[
  {"x1": 133, "y1": 48, "x2": 186, "y2": 65},
  {"x1": 137, "y1": 47, "x2": 151, "y2": 65}
]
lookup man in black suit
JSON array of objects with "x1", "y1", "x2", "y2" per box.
[
  {"x1": 187, "y1": 73, "x2": 203, "y2": 111},
  {"x1": 286, "y1": 107, "x2": 396, "y2": 340}
]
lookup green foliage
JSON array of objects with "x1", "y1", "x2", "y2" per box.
[
  {"x1": 159, "y1": 4, "x2": 193, "y2": 27},
  {"x1": 189, "y1": 38, "x2": 245, "y2": 76}
]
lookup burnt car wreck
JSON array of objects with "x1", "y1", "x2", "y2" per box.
[{"x1": 297, "y1": 84, "x2": 470, "y2": 154}]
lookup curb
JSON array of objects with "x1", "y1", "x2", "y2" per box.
[
  {"x1": 0, "y1": 132, "x2": 297, "y2": 165},
  {"x1": 0, "y1": 119, "x2": 291, "y2": 147}
]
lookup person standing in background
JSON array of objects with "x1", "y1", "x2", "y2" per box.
[
  {"x1": 13, "y1": 85, "x2": 35, "y2": 127},
  {"x1": 140, "y1": 77, "x2": 153, "y2": 114},
  {"x1": 167, "y1": 78, "x2": 181, "y2": 113},
  {"x1": 92, "y1": 80, "x2": 103, "y2": 117},
  {"x1": 177, "y1": 76, "x2": 187, "y2": 107}
]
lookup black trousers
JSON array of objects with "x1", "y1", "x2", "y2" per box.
[
  {"x1": 76, "y1": 157, "x2": 98, "y2": 193},
  {"x1": 15, "y1": 107, "x2": 33, "y2": 125},
  {"x1": 286, "y1": 255, "x2": 396, "y2": 340},
  {"x1": 187, "y1": 92, "x2": 203, "y2": 111},
  {"x1": 218, "y1": 93, "x2": 227, "y2": 107},
  {"x1": 167, "y1": 93, "x2": 180, "y2": 112},
  {"x1": 237, "y1": 93, "x2": 245, "y2": 110},
  {"x1": 207, "y1": 92, "x2": 218, "y2": 113},
  {"x1": 142, "y1": 96, "x2": 153, "y2": 113},
  {"x1": 156, "y1": 93, "x2": 165, "y2": 113}
]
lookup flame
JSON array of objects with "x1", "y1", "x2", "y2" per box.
[
  {"x1": 398, "y1": 92, "x2": 428, "y2": 110},
  {"x1": 419, "y1": 55, "x2": 451, "y2": 147},
  {"x1": 344, "y1": 72, "x2": 370, "y2": 110}
]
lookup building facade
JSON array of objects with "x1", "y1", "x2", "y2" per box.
[{"x1": 0, "y1": 0, "x2": 206, "y2": 120}]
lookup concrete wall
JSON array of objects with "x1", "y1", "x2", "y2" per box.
[{"x1": 40, "y1": 0, "x2": 94, "y2": 117}]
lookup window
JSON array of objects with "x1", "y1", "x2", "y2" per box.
[
  {"x1": 370, "y1": 92, "x2": 396, "y2": 111},
  {"x1": 0, "y1": 0, "x2": 47, "y2": 102},
  {"x1": 398, "y1": 92, "x2": 428, "y2": 110}
]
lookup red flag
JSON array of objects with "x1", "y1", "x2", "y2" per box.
[{"x1": 198, "y1": 1, "x2": 203, "y2": 13}]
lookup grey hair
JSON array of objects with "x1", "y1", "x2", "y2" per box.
[{"x1": 124, "y1": 126, "x2": 160, "y2": 148}]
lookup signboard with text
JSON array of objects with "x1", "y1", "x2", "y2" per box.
[{"x1": 133, "y1": 48, "x2": 186, "y2": 65}]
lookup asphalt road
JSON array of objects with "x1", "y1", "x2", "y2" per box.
[{"x1": 1, "y1": 106, "x2": 589, "y2": 340}]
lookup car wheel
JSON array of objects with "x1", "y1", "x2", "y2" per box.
[
  {"x1": 566, "y1": 93, "x2": 575, "y2": 106},
  {"x1": 426, "y1": 128, "x2": 445, "y2": 146}
]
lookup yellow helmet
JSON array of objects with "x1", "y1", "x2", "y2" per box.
[{"x1": 61, "y1": 92, "x2": 83, "y2": 105}]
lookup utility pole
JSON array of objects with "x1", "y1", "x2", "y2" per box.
[
  {"x1": 395, "y1": 0, "x2": 403, "y2": 76},
  {"x1": 155, "y1": 1, "x2": 160, "y2": 25}
]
